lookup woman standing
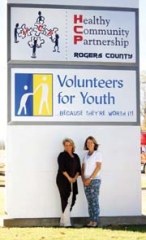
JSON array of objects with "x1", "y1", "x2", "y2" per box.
[
  {"x1": 56, "y1": 138, "x2": 81, "y2": 227},
  {"x1": 81, "y1": 136, "x2": 102, "y2": 227}
]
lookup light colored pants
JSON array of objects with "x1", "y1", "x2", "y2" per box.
[{"x1": 60, "y1": 184, "x2": 73, "y2": 227}]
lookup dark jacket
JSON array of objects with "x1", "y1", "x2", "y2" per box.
[{"x1": 56, "y1": 151, "x2": 81, "y2": 212}]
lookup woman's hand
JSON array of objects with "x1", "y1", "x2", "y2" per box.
[
  {"x1": 71, "y1": 172, "x2": 80, "y2": 183},
  {"x1": 83, "y1": 178, "x2": 91, "y2": 186},
  {"x1": 68, "y1": 176, "x2": 75, "y2": 183},
  {"x1": 63, "y1": 172, "x2": 74, "y2": 183},
  {"x1": 64, "y1": 172, "x2": 79, "y2": 183}
]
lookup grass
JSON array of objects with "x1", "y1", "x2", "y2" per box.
[{"x1": 0, "y1": 226, "x2": 146, "y2": 240}]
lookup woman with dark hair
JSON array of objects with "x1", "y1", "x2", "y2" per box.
[
  {"x1": 81, "y1": 136, "x2": 102, "y2": 227},
  {"x1": 56, "y1": 138, "x2": 81, "y2": 227}
]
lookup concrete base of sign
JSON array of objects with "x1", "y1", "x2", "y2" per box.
[{"x1": 1, "y1": 216, "x2": 146, "y2": 227}]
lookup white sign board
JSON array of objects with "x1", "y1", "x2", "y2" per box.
[
  {"x1": 10, "y1": 68, "x2": 137, "y2": 123},
  {"x1": 10, "y1": 7, "x2": 136, "y2": 63}
]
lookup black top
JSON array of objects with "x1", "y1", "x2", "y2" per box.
[{"x1": 56, "y1": 151, "x2": 81, "y2": 212}]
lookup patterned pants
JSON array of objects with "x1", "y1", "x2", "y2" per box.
[{"x1": 84, "y1": 179, "x2": 101, "y2": 222}]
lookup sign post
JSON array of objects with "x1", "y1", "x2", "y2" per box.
[{"x1": 6, "y1": 0, "x2": 141, "y2": 225}]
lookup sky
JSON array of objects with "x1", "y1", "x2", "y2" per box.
[{"x1": 0, "y1": 0, "x2": 145, "y2": 140}]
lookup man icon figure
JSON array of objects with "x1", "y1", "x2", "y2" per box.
[
  {"x1": 34, "y1": 76, "x2": 50, "y2": 115},
  {"x1": 50, "y1": 28, "x2": 60, "y2": 52},
  {"x1": 17, "y1": 85, "x2": 33, "y2": 115},
  {"x1": 14, "y1": 23, "x2": 19, "y2": 43},
  {"x1": 31, "y1": 37, "x2": 38, "y2": 58}
]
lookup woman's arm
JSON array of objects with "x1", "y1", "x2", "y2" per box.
[
  {"x1": 81, "y1": 163, "x2": 86, "y2": 182},
  {"x1": 63, "y1": 171, "x2": 74, "y2": 183},
  {"x1": 89, "y1": 162, "x2": 102, "y2": 180},
  {"x1": 72, "y1": 154, "x2": 81, "y2": 182},
  {"x1": 83, "y1": 162, "x2": 102, "y2": 186},
  {"x1": 72, "y1": 172, "x2": 80, "y2": 182},
  {"x1": 58, "y1": 153, "x2": 73, "y2": 182}
]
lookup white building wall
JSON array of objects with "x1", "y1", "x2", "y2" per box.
[{"x1": 5, "y1": 125, "x2": 141, "y2": 218}]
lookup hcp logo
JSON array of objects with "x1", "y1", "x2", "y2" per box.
[
  {"x1": 15, "y1": 73, "x2": 53, "y2": 116},
  {"x1": 14, "y1": 11, "x2": 60, "y2": 58}
]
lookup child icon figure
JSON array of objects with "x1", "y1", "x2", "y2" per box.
[{"x1": 17, "y1": 85, "x2": 33, "y2": 115}]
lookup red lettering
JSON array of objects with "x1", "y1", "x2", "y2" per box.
[
  {"x1": 74, "y1": 35, "x2": 83, "y2": 44},
  {"x1": 74, "y1": 15, "x2": 83, "y2": 24},
  {"x1": 74, "y1": 26, "x2": 83, "y2": 34}
]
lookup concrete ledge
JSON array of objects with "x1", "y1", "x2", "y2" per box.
[{"x1": 1, "y1": 216, "x2": 146, "y2": 227}]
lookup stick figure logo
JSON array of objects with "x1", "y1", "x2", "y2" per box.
[
  {"x1": 14, "y1": 11, "x2": 60, "y2": 58},
  {"x1": 15, "y1": 73, "x2": 53, "y2": 116}
]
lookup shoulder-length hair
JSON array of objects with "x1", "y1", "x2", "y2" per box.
[
  {"x1": 84, "y1": 136, "x2": 99, "y2": 150},
  {"x1": 62, "y1": 138, "x2": 75, "y2": 152}
]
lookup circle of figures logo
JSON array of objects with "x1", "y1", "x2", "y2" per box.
[{"x1": 14, "y1": 11, "x2": 60, "y2": 58}]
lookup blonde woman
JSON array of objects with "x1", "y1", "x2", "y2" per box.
[{"x1": 56, "y1": 138, "x2": 81, "y2": 227}]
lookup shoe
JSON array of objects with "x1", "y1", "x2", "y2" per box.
[
  {"x1": 64, "y1": 223, "x2": 72, "y2": 227},
  {"x1": 91, "y1": 222, "x2": 98, "y2": 227},
  {"x1": 64, "y1": 224, "x2": 73, "y2": 228},
  {"x1": 86, "y1": 221, "x2": 93, "y2": 227}
]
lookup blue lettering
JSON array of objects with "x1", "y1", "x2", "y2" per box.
[
  {"x1": 57, "y1": 92, "x2": 75, "y2": 104},
  {"x1": 57, "y1": 75, "x2": 67, "y2": 87},
  {"x1": 108, "y1": 111, "x2": 126, "y2": 116},
  {"x1": 80, "y1": 92, "x2": 115, "y2": 104}
]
